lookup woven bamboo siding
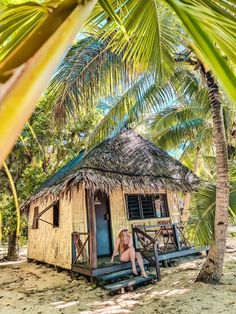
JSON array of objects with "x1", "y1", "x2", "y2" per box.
[
  {"x1": 167, "y1": 191, "x2": 182, "y2": 223},
  {"x1": 109, "y1": 188, "x2": 180, "y2": 245},
  {"x1": 71, "y1": 186, "x2": 89, "y2": 261},
  {"x1": 44, "y1": 193, "x2": 73, "y2": 269},
  {"x1": 72, "y1": 186, "x2": 87, "y2": 232},
  {"x1": 28, "y1": 198, "x2": 48, "y2": 262},
  {"x1": 28, "y1": 185, "x2": 87, "y2": 269},
  {"x1": 27, "y1": 187, "x2": 71, "y2": 269}
]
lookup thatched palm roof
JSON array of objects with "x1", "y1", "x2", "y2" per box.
[{"x1": 26, "y1": 129, "x2": 199, "y2": 205}]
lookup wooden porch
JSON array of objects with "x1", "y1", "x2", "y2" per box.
[{"x1": 71, "y1": 222, "x2": 208, "y2": 280}]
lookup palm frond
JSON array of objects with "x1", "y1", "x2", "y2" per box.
[
  {"x1": 44, "y1": 35, "x2": 138, "y2": 123},
  {"x1": 87, "y1": 0, "x2": 181, "y2": 81},
  {"x1": 0, "y1": 1, "x2": 50, "y2": 65},
  {"x1": 166, "y1": 0, "x2": 236, "y2": 103},
  {"x1": 188, "y1": 181, "x2": 236, "y2": 246},
  {"x1": 86, "y1": 74, "x2": 175, "y2": 149},
  {"x1": 150, "y1": 106, "x2": 199, "y2": 132},
  {"x1": 154, "y1": 118, "x2": 205, "y2": 150}
]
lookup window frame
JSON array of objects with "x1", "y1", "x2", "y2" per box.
[{"x1": 125, "y1": 193, "x2": 169, "y2": 220}]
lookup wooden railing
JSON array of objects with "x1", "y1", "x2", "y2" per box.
[
  {"x1": 132, "y1": 226, "x2": 161, "y2": 281},
  {"x1": 72, "y1": 232, "x2": 90, "y2": 264},
  {"x1": 132, "y1": 222, "x2": 191, "y2": 281}
]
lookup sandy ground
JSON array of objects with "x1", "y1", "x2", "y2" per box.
[{"x1": 0, "y1": 237, "x2": 236, "y2": 314}]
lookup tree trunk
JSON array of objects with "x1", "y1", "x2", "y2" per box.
[
  {"x1": 7, "y1": 230, "x2": 19, "y2": 261},
  {"x1": 3, "y1": 161, "x2": 21, "y2": 238},
  {"x1": 196, "y1": 67, "x2": 229, "y2": 284}
]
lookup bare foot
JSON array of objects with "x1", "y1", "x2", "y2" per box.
[
  {"x1": 141, "y1": 272, "x2": 148, "y2": 278},
  {"x1": 132, "y1": 267, "x2": 138, "y2": 276}
]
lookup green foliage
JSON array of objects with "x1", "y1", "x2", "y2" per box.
[
  {"x1": 19, "y1": 165, "x2": 48, "y2": 200},
  {"x1": 87, "y1": 0, "x2": 236, "y2": 103},
  {"x1": 0, "y1": 0, "x2": 48, "y2": 63},
  {"x1": 88, "y1": 0, "x2": 180, "y2": 81},
  {"x1": 187, "y1": 179, "x2": 236, "y2": 247},
  {"x1": 44, "y1": 36, "x2": 137, "y2": 124},
  {"x1": 0, "y1": 99, "x2": 101, "y2": 243}
]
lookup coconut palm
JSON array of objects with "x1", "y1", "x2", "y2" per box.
[
  {"x1": 43, "y1": 33, "x2": 232, "y2": 284},
  {"x1": 0, "y1": 0, "x2": 235, "y2": 165},
  {"x1": 0, "y1": 0, "x2": 235, "y2": 284}
]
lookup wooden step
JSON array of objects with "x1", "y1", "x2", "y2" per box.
[
  {"x1": 104, "y1": 274, "x2": 156, "y2": 293},
  {"x1": 96, "y1": 266, "x2": 147, "y2": 283}
]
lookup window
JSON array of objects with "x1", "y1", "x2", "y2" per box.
[
  {"x1": 53, "y1": 201, "x2": 60, "y2": 228},
  {"x1": 32, "y1": 207, "x2": 39, "y2": 229},
  {"x1": 140, "y1": 195, "x2": 155, "y2": 218},
  {"x1": 126, "y1": 195, "x2": 142, "y2": 219},
  {"x1": 126, "y1": 194, "x2": 169, "y2": 220},
  {"x1": 154, "y1": 194, "x2": 169, "y2": 218}
]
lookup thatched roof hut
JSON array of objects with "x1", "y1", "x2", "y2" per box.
[
  {"x1": 26, "y1": 129, "x2": 199, "y2": 205},
  {"x1": 26, "y1": 129, "x2": 200, "y2": 272}
]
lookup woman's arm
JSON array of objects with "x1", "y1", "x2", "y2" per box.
[{"x1": 111, "y1": 238, "x2": 120, "y2": 262}]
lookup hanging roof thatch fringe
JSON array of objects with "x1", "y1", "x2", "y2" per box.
[{"x1": 23, "y1": 129, "x2": 200, "y2": 208}]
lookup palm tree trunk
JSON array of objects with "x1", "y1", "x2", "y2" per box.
[
  {"x1": 196, "y1": 66, "x2": 229, "y2": 284},
  {"x1": 3, "y1": 161, "x2": 21, "y2": 260},
  {"x1": 7, "y1": 230, "x2": 19, "y2": 261},
  {"x1": 0, "y1": 210, "x2": 2, "y2": 243}
]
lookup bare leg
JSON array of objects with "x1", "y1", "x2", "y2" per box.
[
  {"x1": 130, "y1": 247, "x2": 138, "y2": 275},
  {"x1": 120, "y1": 248, "x2": 138, "y2": 275},
  {"x1": 135, "y1": 252, "x2": 148, "y2": 277}
]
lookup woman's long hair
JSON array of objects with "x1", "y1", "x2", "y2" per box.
[{"x1": 118, "y1": 228, "x2": 129, "y2": 253}]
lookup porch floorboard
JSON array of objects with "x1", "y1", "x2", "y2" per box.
[
  {"x1": 71, "y1": 256, "x2": 149, "y2": 277},
  {"x1": 71, "y1": 245, "x2": 208, "y2": 278}
]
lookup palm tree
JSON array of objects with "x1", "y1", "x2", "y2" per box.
[
  {"x1": 0, "y1": 0, "x2": 235, "y2": 283},
  {"x1": 194, "y1": 60, "x2": 229, "y2": 283},
  {"x1": 43, "y1": 34, "x2": 231, "y2": 284},
  {"x1": 0, "y1": 0, "x2": 235, "y2": 166},
  {"x1": 2, "y1": 161, "x2": 21, "y2": 260}
]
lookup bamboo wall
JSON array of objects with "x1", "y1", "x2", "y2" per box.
[
  {"x1": 28, "y1": 185, "x2": 182, "y2": 269},
  {"x1": 109, "y1": 188, "x2": 182, "y2": 247},
  {"x1": 28, "y1": 185, "x2": 86, "y2": 270}
]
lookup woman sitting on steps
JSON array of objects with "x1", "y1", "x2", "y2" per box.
[{"x1": 111, "y1": 227, "x2": 148, "y2": 278}]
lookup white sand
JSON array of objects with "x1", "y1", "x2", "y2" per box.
[{"x1": 0, "y1": 237, "x2": 236, "y2": 314}]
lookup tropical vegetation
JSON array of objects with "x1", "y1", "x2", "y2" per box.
[
  {"x1": 0, "y1": 0, "x2": 235, "y2": 285},
  {"x1": 0, "y1": 100, "x2": 101, "y2": 259}
]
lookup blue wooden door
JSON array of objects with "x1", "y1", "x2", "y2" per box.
[{"x1": 95, "y1": 192, "x2": 111, "y2": 256}]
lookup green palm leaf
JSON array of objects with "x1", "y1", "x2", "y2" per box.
[
  {"x1": 88, "y1": 0, "x2": 236, "y2": 102},
  {"x1": 188, "y1": 181, "x2": 236, "y2": 246},
  {"x1": 44, "y1": 36, "x2": 137, "y2": 122},
  {"x1": 155, "y1": 119, "x2": 206, "y2": 150},
  {"x1": 86, "y1": 74, "x2": 175, "y2": 149},
  {"x1": 166, "y1": 0, "x2": 236, "y2": 103},
  {"x1": 0, "y1": 1, "x2": 48, "y2": 65},
  {"x1": 87, "y1": 0, "x2": 181, "y2": 81}
]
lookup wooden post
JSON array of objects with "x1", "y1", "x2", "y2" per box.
[
  {"x1": 153, "y1": 241, "x2": 161, "y2": 281},
  {"x1": 71, "y1": 232, "x2": 76, "y2": 264},
  {"x1": 173, "y1": 223, "x2": 181, "y2": 251},
  {"x1": 86, "y1": 189, "x2": 97, "y2": 269},
  {"x1": 131, "y1": 224, "x2": 136, "y2": 249}
]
